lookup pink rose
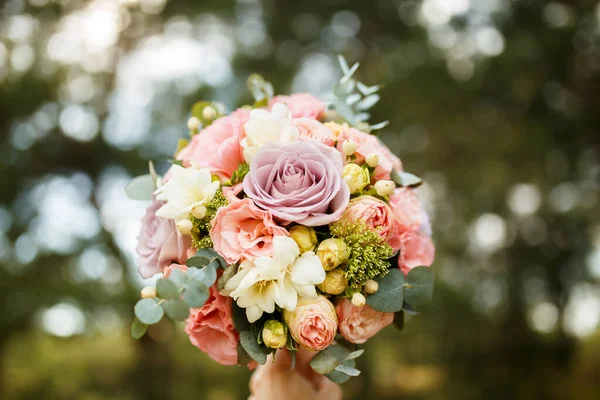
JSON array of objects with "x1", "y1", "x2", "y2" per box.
[
  {"x1": 177, "y1": 108, "x2": 250, "y2": 181},
  {"x1": 163, "y1": 263, "x2": 188, "y2": 278},
  {"x1": 136, "y1": 199, "x2": 191, "y2": 279},
  {"x1": 243, "y1": 140, "x2": 350, "y2": 226},
  {"x1": 342, "y1": 195, "x2": 395, "y2": 240},
  {"x1": 293, "y1": 118, "x2": 335, "y2": 146},
  {"x1": 269, "y1": 93, "x2": 326, "y2": 119},
  {"x1": 185, "y1": 283, "x2": 240, "y2": 366},
  {"x1": 210, "y1": 198, "x2": 289, "y2": 264},
  {"x1": 336, "y1": 127, "x2": 402, "y2": 180},
  {"x1": 397, "y1": 231, "x2": 435, "y2": 276},
  {"x1": 388, "y1": 188, "x2": 423, "y2": 251},
  {"x1": 335, "y1": 298, "x2": 394, "y2": 344},
  {"x1": 283, "y1": 296, "x2": 337, "y2": 351}
]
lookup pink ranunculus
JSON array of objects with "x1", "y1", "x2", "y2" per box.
[
  {"x1": 336, "y1": 298, "x2": 394, "y2": 344},
  {"x1": 177, "y1": 108, "x2": 250, "y2": 182},
  {"x1": 243, "y1": 140, "x2": 350, "y2": 226},
  {"x1": 342, "y1": 195, "x2": 395, "y2": 240},
  {"x1": 136, "y1": 199, "x2": 192, "y2": 279},
  {"x1": 388, "y1": 188, "x2": 423, "y2": 251},
  {"x1": 185, "y1": 284, "x2": 241, "y2": 366},
  {"x1": 269, "y1": 93, "x2": 326, "y2": 120},
  {"x1": 210, "y1": 198, "x2": 290, "y2": 264},
  {"x1": 336, "y1": 127, "x2": 402, "y2": 180},
  {"x1": 293, "y1": 118, "x2": 335, "y2": 146},
  {"x1": 222, "y1": 182, "x2": 244, "y2": 204},
  {"x1": 283, "y1": 296, "x2": 337, "y2": 351},
  {"x1": 397, "y1": 231, "x2": 435, "y2": 276}
]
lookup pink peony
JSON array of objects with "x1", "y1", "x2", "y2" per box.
[
  {"x1": 336, "y1": 127, "x2": 402, "y2": 180},
  {"x1": 293, "y1": 118, "x2": 335, "y2": 146},
  {"x1": 177, "y1": 108, "x2": 250, "y2": 181},
  {"x1": 243, "y1": 140, "x2": 350, "y2": 226},
  {"x1": 388, "y1": 188, "x2": 423, "y2": 251},
  {"x1": 397, "y1": 231, "x2": 435, "y2": 276},
  {"x1": 185, "y1": 283, "x2": 241, "y2": 366},
  {"x1": 136, "y1": 199, "x2": 191, "y2": 279},
  {"x1": 336, "y1": 298, "x2": 394, "y2": 344},
  {"x1": 283, "y1": 296, "x2": 337, "y2": 351},
  {"x1": 210, "y1": 198, "x2": 289, "y2": 264},
  {"x1": 342, "y1": 195, "x2": 395, "y2": 240},
  {"x1": 269, "y1": 93, "x2": 327, "y2": 120}
]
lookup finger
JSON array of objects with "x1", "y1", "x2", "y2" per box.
[{"x1": 315, "y1": 377, "x2": 343, "y2": 400}]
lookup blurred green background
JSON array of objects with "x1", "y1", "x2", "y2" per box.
[{"x1": 1, "y1": 0, "x2": 600, "y2": 399}]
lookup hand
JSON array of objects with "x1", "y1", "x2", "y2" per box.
[{"x1": 248, "y1": 348, "x2": 343, "y2": 400}]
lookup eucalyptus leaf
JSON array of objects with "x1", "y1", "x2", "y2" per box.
[
  {"x1": 366, "y1": 268, "x2": 405, "y2": 313},
  {"x1": 326, "y1": 370, "x2": 351, "y2": 384},
  {"x1": 156, "y1": 278, "x2": 179, "y2": 299},
  {"x1": 402, "y1": 302, "x2": 420, "y2": 315},
  {"x1": 240, "y1": 330, "x2": 267, "y2": 365},
  {"x1": 168, "y1": 268, "x2": 188, "y2": 286},
  {"x1": 125, "y1": 175, "x2": 154, "y2": 201},
  {"x1": 356, "y1": 94, "x2": 380, "y2": 111},
  {"x1": 369, "y1": 121, "x2": 390, "y2": 131},
  {"x1": 217, "y1": 263, "x2": 238, "y2": 292},
  {"x1": 391, "y1": 170, "x2": 423, "y2": 188},
  {"x1": 131, "y1": 318, "x2": 147, "y2": 340},
  {"x1": 163, "y1": 299, "x2": 190, "y2": 321},
  {"x1": 344, "y1": 349, "x2": 365, "y2": 361},
  {"x1": 181, "y1": 280, "x2": 209, "y2": 308},
  {"x1": 335, "y1": 363, "x2": 361, "y2": 377},
  {"x1": 356, "y1": 81, "x2": 381, "y2": 96},
  {"x1": 310, "y1": 344, "x2": 350, "y2": 375},
  {"x1": 404, "y1": 266, "x2": 435, "y2": 305},
  {"x1": 237, "y1": 342, "x2": 253, "y2": 366},
  {"x1": 334, "y1": 99, "x2": 356, "y2": 125},
  {"x1": 134, "y1": 298, "x2": 164, "y2": 325},
  {"x1": 337, "y1": 55, "x2": 350, "y2": 74}
]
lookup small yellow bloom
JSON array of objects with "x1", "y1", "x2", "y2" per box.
[
  {"x1": 317, "y1": 238, "x2": 349, "y2": 271},
  {"x1": 289, "y1": 225, "x2": 318, "y2": 253}
]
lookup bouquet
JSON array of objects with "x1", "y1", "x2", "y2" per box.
[{"x1": 127, "y1": 57, "x2": 435, "y2": 383}]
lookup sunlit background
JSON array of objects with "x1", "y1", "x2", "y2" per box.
[{"x1": 1, "y1": 0, "x2": 599, "y2": 399}]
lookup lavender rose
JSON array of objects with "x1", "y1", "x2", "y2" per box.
[
  {"x1": 243, "y1": 140, "x2": 350, "y2": 226},
  {"x1": 136, "y1": 199, "x2": 192, "y2": 278}
]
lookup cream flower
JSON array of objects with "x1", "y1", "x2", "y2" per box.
[
  {"x1": 221, "y1": 236, "x2": 325, "y2": 323},
  {"x1": 241, "y1": 103, "x2": 299, "y2": 162},
  {"x1": 155, "y1": 164, "x2": 220, "y2": 222}
]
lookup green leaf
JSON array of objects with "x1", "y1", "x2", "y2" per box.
[
  {"x1": 156, "y1": 278, "x2": 179, "y2": 299},
  {"x1": 310, "y1": 344, "x2": 350, "y2": 375},
  {"x1": 290, "y1": 350, "x2": 296, "y2": 370},
  {"x1": 240, "y1": 330, "x2": 267, "y2": 365},
  {"x1": 163, "y1": 299, "x2": 190, "y2": 321},
  {"x1": 232, "y1": 302, "x2": 251, "y2": 333},
  {"x1": 237, "y1": 341, "x2": 253, "y2": 366},
  {"x1": 125, "y1": 175, "x2": 154, "y2": 201},
  {"x1": 334, "y1": 363, "x2": 361, "y2": 377},
  {"x1": 131, "y1": 318, "x2": 147, "y2": 339},
  {"x1": 326, "y1": 370, "x2": 351, "y2": 384},
  {"x1": 390, "y1": 170, "x2": 423, "y2": 188},
  {"x1": 334, "y1": 99, "x2": 356, "y2": 125},
  {"x1": 393, "y1": 311, "x2": 405, "y2": 330},
  {"x1": 344, "y1": 349, "x2": 364, "y2": 361},
  {"x1": 181, "y1": 280, "x2": 209, "y2": 308},
  {"x1": 134, "y1": 298, "x2": 164, "y2": 325},
  {"x1": 402, "y1": 302, "x2": 419, "y2": 314},
  {"x1": 168, "y1": 268, "x2": 188, "y2": 286},
  {"x1": 188, "y1": 248, "x2": 227, "y2": 269},
  {"x1": 404, "y1": 266, "x2": 435, "y2": 305},
  {"x1": 217, "y1": 263, "x2": 238, "y2": 292},
  {"x1": 366, "y1": 268, "x2": 405, "y2": 312}
]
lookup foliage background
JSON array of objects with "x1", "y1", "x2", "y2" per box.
[{"x1": 1, "y1": 0, "x2": 599, "y2": 399}]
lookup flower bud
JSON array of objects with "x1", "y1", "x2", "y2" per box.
[
  {"x1": 374, "y1": 180, "x2": 395, "y2": 196},
  {"x1": 364, "y1": 279, "x2": 379, "y2": 294},
  {"x1": 342, "y1": 163, "x2": 370, "y2": 194},
  {"x1": 317, "y1": 238, "x2": 348, "y2": 271},
  {"x1": 261, "y1": 320, "x2": 288, "y2": 349},
  {"x1": 187, "y1": 116, "x2": 200, "y2": 131},
  {"x1": 342, "y1": 139, "x2": 357, "y2": 156},
  {"x1": 317, "y1": 268, "x2": 347, "y2": 295},
  {"x1": 202, "y1": 106, "x2": 217, "y2": 121},
  {"x1": 289, "y1": 225, "x2": 318, "y2": 253},
  {"x1": 351, "y1": 292, "x2": 366, "y2": 307},
  {"x1": 141, "y1": 286, "x2": 157, "y2": 299},
  {"x1": 366, "y1": 153, "x2": 380, "y2": 168},
  {"x1": 176, "y1": 219, "x2": 193, "y2": 235},
  {"x1": 191, "y1": 204, "x2": 207, "y2": 219},
  {"x1": 284, "y1": 296, "x2": 337, "y2": 351}
]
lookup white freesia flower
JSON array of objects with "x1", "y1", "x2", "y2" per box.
[
  {"x1": 155, "y1": 164, "x2": 220, "y2": 222},
  {"x1": 241, "y1": 103, "x2": 299, "y2": 162},
  {"x1": 222, "y1": 236, "x2": 325, "y2": 323}
]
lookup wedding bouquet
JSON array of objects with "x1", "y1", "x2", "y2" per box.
[{"x1": 127, "y1": 57, "x2": 435, "y2": 383}]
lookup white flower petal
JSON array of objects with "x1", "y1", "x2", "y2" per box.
[
  {"x1": 277, "y1": 278, "x2": 298, "y2": 311},
  {"x1": 293, "y1": 283, "x2": 318, "y2": 298},
  {"x1": 272, "y1": 236, "x2": 300, "y2": 267},
  {"x1": 291, "y1": 252, "x2": 326, "y2": 285},
  {"x1": 246, "y1": 305, "x2": 263, "y2": 323}
]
